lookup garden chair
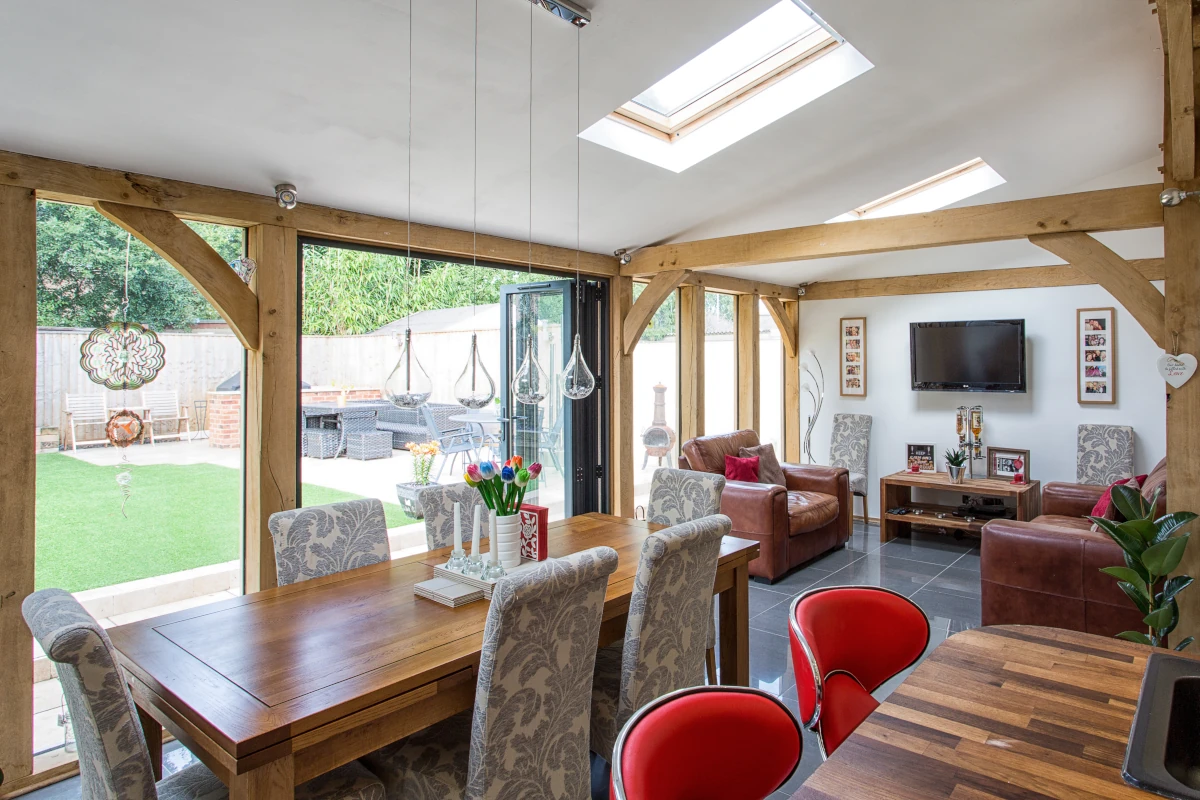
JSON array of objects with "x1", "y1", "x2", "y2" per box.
[
  {"x1": 65, "y1": 393, "x2": 109, "y2": 451},
  {"x1": 421, "y1": 404, "x2": 478, "y2": 481},
  {"x1": 141, "y1": 389, "x2": 191, "y2": 444}
]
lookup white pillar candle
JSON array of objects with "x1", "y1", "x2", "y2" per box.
[
  {"x1": 470, "y1": 505, "x2": 482, "y2": 557},
  {"x1": 489, "y1": 511, "x2": 499, "y2": 565},
  {"x1": 453, "y1": 502, "x2": 462, "y2": 551}
]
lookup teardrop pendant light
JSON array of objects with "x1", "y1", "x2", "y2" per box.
[
  {"x1": 561, "y1": 26, "x2": 595, "y2": 401},
  {"x1": 454, "y1": 333, "x2": 496, "y2": 409},
  {"x1": 513, "y1": 332, "x2": 550, "y2": 405},
  {"x1": 384, "y1": 0, "x2": 432, "y2": 409}
]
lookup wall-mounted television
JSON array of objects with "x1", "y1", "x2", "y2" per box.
[{"x1": 910, "y1": 319, "x2": 1027, "y2": 393}]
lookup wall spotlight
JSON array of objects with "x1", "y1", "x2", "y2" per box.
[
  {"x1": 275, "y1": 183, "x2": 299, "y2": 210},
  {"x1": 1160, "y1": 187, "x2": 1198, "y2": 207},
  {"x1": 614, "y1": 248, "x2": 633, "y2": 265}
]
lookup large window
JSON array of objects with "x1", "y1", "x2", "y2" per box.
[
  {"x1": 704, "y1": 292, "x2": 738, "y2": 435},
  {"x1": 759, "y1": 300, "x2": 783, "y2": 453},
  {"x1": 631, "y1": 284, "x2": 679, "y2": 509},
  {"x1": 33, "y1": 201, "x2": 245, "y2": 770}
]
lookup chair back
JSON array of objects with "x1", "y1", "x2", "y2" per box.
[
  {"x1": 646, "y1": 468, "x2": 725, "y2": 526},
  {"x1": 66, "y1": 393, "x2": 108, "y2": 423},
  {"x1": 268, "y1": 498, "x2": 390, "y2": 586},
  {"x1": 141, "y1": 390, "x2": 180, "y2": 419},
  {"x1": 418, "y1": 482, "x2": 491, "y2": 550},
  {"x1": 612, "y1": 686, "x2": 802, "y2": 800},
  {"x1": 23, "y1": 589, "x2": 159, "y2": 800},
  {"x1": 1077, "y1": 424, "x2": 1135, "y2": 485},
  {"x1": 789, "y1": 586, "x2": 929, "y2": 756},
  {"x1": 601, "y1": 515, "x2": 730, "y2": 755},
  {"x1": 465, "y1": 546, "x2": 619, "y2": 798},
  {"x1": 679, "y1": 430, "x2": 760, "y2": 474},
  {"x1": 829, "y1": 414, "x2": 871, "y2": 475}
]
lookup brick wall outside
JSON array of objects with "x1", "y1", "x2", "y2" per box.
[{"x1": 204, "y1": 387, "x2": 384, "y2": 449}]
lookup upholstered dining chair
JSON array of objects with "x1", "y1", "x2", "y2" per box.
[
  {"x1": 362, "y1": 546, "x2": 619, "y2": 800},
  {"x1": 23, "y1": 588, "x2": 385, "y2": 800},
  {"x1": 268, "y1": 498, "x2": 391, "y2": 587},
  {"x1": 590, "y1": 514, "x2": 732, "y2": 765},
  {"x1": 829, "y1": 413, "x2": 872, "y2": 526},
  {"x1": 1077, "y1": 424, "x2": 1135, "y2": 485},
  {"x1": 418, "y1": 481, "x2": 490, "y2": 551},
  {"x1": 645, "y1": 467, "x2": 726, "y2": 684}
]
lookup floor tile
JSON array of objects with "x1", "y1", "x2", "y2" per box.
[
  {"x1": 910, "y1": 586, "x2": 982, "y2": 628},
  {"x1": 769, "y1": 692, "x2": 825, "y2": 797},
  {"x1": 952, "y1": 547, "x2": 981, "y2": 573},
  {"x1": 757, "y1": 561, "x2": 835, "y2": 594},
  {"x1": 805, "y1": 546, "x2": 866, "y2": 572},
  {"x1": 807, "y1": 551, "x2": 948, "y2": 597},
  {"x1": 747, "y1": 626, "x2": 796, "y2": 697},
  {"x1": 749, "y1": 591, "x2": 794, "y2": 636},
  {"x1": 748, "y1": 587, "x2": 792, "y2": 623},
  {"x1": 878, "y1": 530, "x2": 976, "y2": 566},
  {"x1": 925, "y1": 566, "x2": 981, "y2": 599}
]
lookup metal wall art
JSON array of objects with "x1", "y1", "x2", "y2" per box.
[{"x1": 79, "y1": 321, "x2": 166, "y2": 391}]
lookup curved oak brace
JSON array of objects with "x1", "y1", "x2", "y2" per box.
[
  {"x1": 761, "y1": 297, "x2": 798, "y2": 358},
  {"x1": 623, "y1": 269, "x2": 688, "y2": 355},
  {"x1": 94, "y1": 201, "x2": 260, "y2": 350},
  {"x1": 1029, "y1": 231, "x2": 1166, "y2": 350}
]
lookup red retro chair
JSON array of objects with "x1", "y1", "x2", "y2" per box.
[
  {"x1": 610, "y1": 686, "x2": 802, "y2": 800},
  {"x1": 788, "y1": 586, "x2": 930, "y2": 758}
]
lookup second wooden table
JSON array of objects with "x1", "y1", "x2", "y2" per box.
[{"x1": 879, "y1": 470, "x2": 1041, "y2": 544}]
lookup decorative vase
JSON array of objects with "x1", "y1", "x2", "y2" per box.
[
  {"x1": 395, "y1": 482, "x2": 430, "y2": 519},
  {"x1": 495, "y1": 513, "x2": 522, "y2": 569},
  {"x1": 948, "y1": 465, "x2": 966, "y2": 484}
]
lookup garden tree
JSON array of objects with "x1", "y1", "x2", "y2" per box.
[{"x1": 36, "y1": 200, "x2": 242, "y2": 330}]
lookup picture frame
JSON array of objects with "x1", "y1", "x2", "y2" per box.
[
  {"x1": 840, "y1": 317, "x2": 867, "y2": 397},
  {"x1": 986, "y1": 446, "x2": 1031, "y2": 483},
  {"x1": 1077, "y1": 308, "x2": 1116, "y2": 405},
  {"x1": 905, "y1": 442, "x2": 937, "y2": 473}
]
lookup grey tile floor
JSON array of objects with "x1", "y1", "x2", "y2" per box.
[{"x1": 28, "y1": 523, "x2": 981, "y2": 800}]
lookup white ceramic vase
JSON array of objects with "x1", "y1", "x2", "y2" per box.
[{"x1": 495, "y1": 513, "x2": 522, "y2": 569}]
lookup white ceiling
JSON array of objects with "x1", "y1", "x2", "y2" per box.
[{"x1": 0, "y1": 0, "x2": 1164, "y2": 284}]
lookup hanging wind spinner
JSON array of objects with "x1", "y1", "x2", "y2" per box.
[
  {"x1": 105, "y1": 411, "x2": 144, "y2": 517},
  {"x1": 79, "y1": 321, "x2": 166, "y2": 391}
]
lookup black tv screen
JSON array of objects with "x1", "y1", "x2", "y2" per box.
[{"x1": 910, "y1": 320, "x2": 1026, "y2": 393}]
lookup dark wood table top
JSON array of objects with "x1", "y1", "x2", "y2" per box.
[
  {"x1": 108, "y1": 513, "x2": 758, "y2": 765},
  {"x1": 793, "y1": 625, "x2": 1191, "y2": 800}
]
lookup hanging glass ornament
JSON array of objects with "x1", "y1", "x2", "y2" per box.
[
  {"x1": 384, "y1": 328, "x2": 433, "y2": 408},
  {"x1": 80, "y1": 322, "x2": 166, "y2": 391},
  {"x1": 561, "y1": 333, "x2": 595, "y2": 400},
  {"x1": 454, "y1": 333, "x2": 496, "y2": 409},
  {"x1": 229, "y1": 256, "x2": 257, "y2": 285},
  {"x1": 512, "y1": 333, "x2": 548, "y2": 405},
  {"x1": 105, "y1": 409, "x2": 144, "y2": 447}
]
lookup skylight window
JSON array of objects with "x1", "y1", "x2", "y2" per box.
[
  {"x1": 580, "y1": 0, "x2": 872, "y2": 172},
  {"x1": 827, "y1": 158, "x2": 1007, "y2": 222}
]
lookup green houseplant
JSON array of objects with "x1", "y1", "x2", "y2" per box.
[
  {"x1": 1089, "y1": 483, "x2": 1195, "y2": 651},
  {"x1": 944, "y1": 448, "x2": 968, "y2": 484}
]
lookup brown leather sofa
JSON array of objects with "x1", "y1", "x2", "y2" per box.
[
  {"x1": 980, "y1": 458, "x2": 1167, "y2": 636},
  {"x1": 678, "y1": 430, "x2": 852, "y2": 583}
]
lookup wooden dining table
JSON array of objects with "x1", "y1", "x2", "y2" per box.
[
  {"x1": 793, "y1": 625, "x2": 1190, "y2": 800},
  {"x1": 108, "y1": 512, "x2": 758, "y2": 799}
]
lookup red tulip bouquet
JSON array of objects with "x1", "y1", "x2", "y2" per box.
[{"x1": 465, "y1": 456, "x2": 542, "y2": 516}]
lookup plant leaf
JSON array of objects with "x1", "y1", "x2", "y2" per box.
[
  {"x1": 1161, "y1": 599, "x2": 1180, "y2": 636},
  {"x1": 1116, "y1": 631, "x2": 1153, "y2": 646},
  {"x1": 1154, "y1": 512, "x2": 1199, "y2": 543},
  {"x1": 1158, "y1": 575, "x2": 1194, "y2": 605},
  {"x1": 1124, "y1": 551, "x2": 1151, "y2": 583},
  {"x1": 1142, "y1": 535, "x2": 1190, "y2": 577},
  {"x1": 1144, "y1": 606, "x2": 1174, "y2": 629},
  {"x1": 1117, "y1": 581, "x2": 1151, "y2": 614},
  {"x1": 1091, "y1": 517, "x2": 1147, "y2": 556},
  {"x1": 1112, "y1": 484, "x2": 1149, "y2": 522},
  {"x1": 1101, "y1": 567, "x2": 1148, "y2": 595},
  {"x1": 1124, "y1": 519, "x2": 1159, "y2": 544},
  {"x1": 1174, "y1": 636, "x2": 1196, "y2": 652}
]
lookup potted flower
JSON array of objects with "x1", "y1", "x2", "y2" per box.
[
  {"x1": 395, "y1": 440, "x2": 441, "y2": 518},
  {"x1": 465, "y1": 456, "x2": 541, "y2": 569}
]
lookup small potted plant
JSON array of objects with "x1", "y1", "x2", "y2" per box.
[
  {"x1": 1090, "y1": 484, "x2": 1195, "y2": 651},
  {"x1": 465, "y1": 456, "x2": 542, "y2": 569},
  {"x1": 944, "y1": 448, "x2": 968, "y2": 484},
  {"x1": 395, "y1": 440, "x2": 441, "y2": 518}
]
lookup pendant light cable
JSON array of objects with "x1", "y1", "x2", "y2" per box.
[
  {"x1": 472, "y1": 0, "x2": 479, "y2": 327},
  {"x1": 528, "y1": 0, "x2": 533, "y2": 276},
  {"x1": 406, "y1": 0, "x2": 413, "y2": 329},
  {"x1": 575, "y1": 26, "x2": 582, "y2": 326}
]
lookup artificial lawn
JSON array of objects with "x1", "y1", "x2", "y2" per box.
[{"x1": 35, "y1": 453, "x2": 414, "y2": 593}]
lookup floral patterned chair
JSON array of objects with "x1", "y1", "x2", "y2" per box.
[
  {"x1": 419, "y1": 482, "x2": 491, "y2": 551},
  {"x1": 589, "y1": 514, "x2": 732, "y2": 764},
  {"x1": 361, "y1": 546, "x2": 619, "y2": 799},
  {"x1": 268, "y1": 499, "x2": 391, "y2": 586},
  {"x1": 646, "y1": 468, "x2": 726, "y2": 684},
  {"x1": 1076, "y1": 424, "x2": 1135, "y2": 485},
  {"x1": 22, "y1": 588, "x2": 385, "y2": 800},
  {"x1": 829, "y1": 413, "x2": 872, "y2": 526}
]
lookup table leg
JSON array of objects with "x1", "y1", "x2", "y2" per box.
[
  {"x1": 136, "y1": 704, "x2": 162, "y2": 781},
  {"x1": 718, "y1": 561, "x2": 750, "y2": 686},
  {"x1": 230, "y1": 754, "x2": 294, "y2": 800}
]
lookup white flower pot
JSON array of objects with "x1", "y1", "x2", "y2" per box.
[{"x1": 495, "y1": 514, "x2": 522, "y2": 569}]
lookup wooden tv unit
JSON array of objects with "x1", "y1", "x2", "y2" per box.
[{"x1": 879, "y1": 470, "x2": 1041, "y2": 544}]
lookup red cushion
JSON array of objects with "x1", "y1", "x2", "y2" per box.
[
  {"x1": 818, "y1": 673, "x2": 880, "y2": 756},
  {"x1": 616, "y1": 690, "x2": 801, "y2": 800},
  {"x1": 724, "y1": 454, "x2": 759, "y2": 482},
  {"x1": 1090, "y1": 475, "x2": 1147, "y2": 520}
]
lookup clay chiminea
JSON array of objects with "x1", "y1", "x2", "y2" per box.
[{"x1": 641, "y1": 383, "x2": 678, "y2": 468}]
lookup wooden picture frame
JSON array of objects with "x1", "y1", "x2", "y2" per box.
[
  {"x1": 905, "y1": 442, "x2": 937, "y2": 473},
  {"x1": 987, "y1": 446, "x2": 1031, "y2": 483},
  {"x1": 1077, "y1": 308, "x2": 1116, "y2": 404},
  {"x1": 840, "y1": 316, "x2": 866, "y2": 397}
]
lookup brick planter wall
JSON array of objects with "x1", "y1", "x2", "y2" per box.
[{"x1": 205, "y1": 388, "x2": 384, "y2": 449}]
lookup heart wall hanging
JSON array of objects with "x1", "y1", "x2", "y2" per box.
[{"x1": 1158, "y1": 353, "x2": 1198, "y2": 388}]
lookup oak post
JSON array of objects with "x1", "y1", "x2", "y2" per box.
[
  {"x1": 679, "y1": 285, "x2": 706, "y2": 443},
  {"x1": 737, "y1": 294, "x2": 760, "y2": 433},
  {"x1": 609, "y1": 275, "x2": 635, "y2": 516}
]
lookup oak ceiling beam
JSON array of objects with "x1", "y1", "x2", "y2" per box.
[
  {"x1": 623, "y1": 184, "x2": 1165, "y2": 275},
  {"x1": 0, "y1": 149, "x2": 618, "y2": 277},
  {"x1": 623, "y1": 269, "x2": 688, "y2": 355},
  {"x1": 799, "y1": 258, "x2": 1165, "y2": 301},
  {"x1": 1030, "y1": 231, "x2": 1166, "y2": 350},
  {"x1": 680, "y1": 271, "x2": 799, "y2": 299},
  {"x1": 1164, "y1": 0, "x2": 1196, "y2": 180},
  {"x1": 94, "y1": 201, "x2": 260, "y2": 350},
  {"x1": 761, "y1": 297, "x2": 798, "y2": 358}
]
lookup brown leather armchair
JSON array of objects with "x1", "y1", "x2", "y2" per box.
[
  {"x1": 677, "y1": 430, "x2": 852, "y2": 583},
  {"x1": 981, "y1": 462, "x2": 1166, "y2": 637}
]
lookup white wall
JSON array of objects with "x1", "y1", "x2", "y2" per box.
[{"x1": 799, "y1": 285, "x2": 1167, "y2": 520}]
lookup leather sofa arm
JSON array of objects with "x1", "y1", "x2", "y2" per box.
[
  {"x1": 1042, "y1": 482, "x2": 1105, "y2": 519},
  {"x1": 719, "y1": 480, "x2": 789, "y2": 536},
  {"x1": 781, "y1": 464, "x2": 848, "y2": 497}
]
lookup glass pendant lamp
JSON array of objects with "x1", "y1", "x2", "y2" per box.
[
  {"x1": 512, "y1": 334, "x2": 549, "y2": 405},
  {"x1": 454, "y1": 332, "x2": 495, "y2": 409},
  {"x1": 561, "y1": 332, "x2": 595, "y2": 400},
  {"x1": 384, "y1": 328, "x2": 433, "y2": 408}
]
